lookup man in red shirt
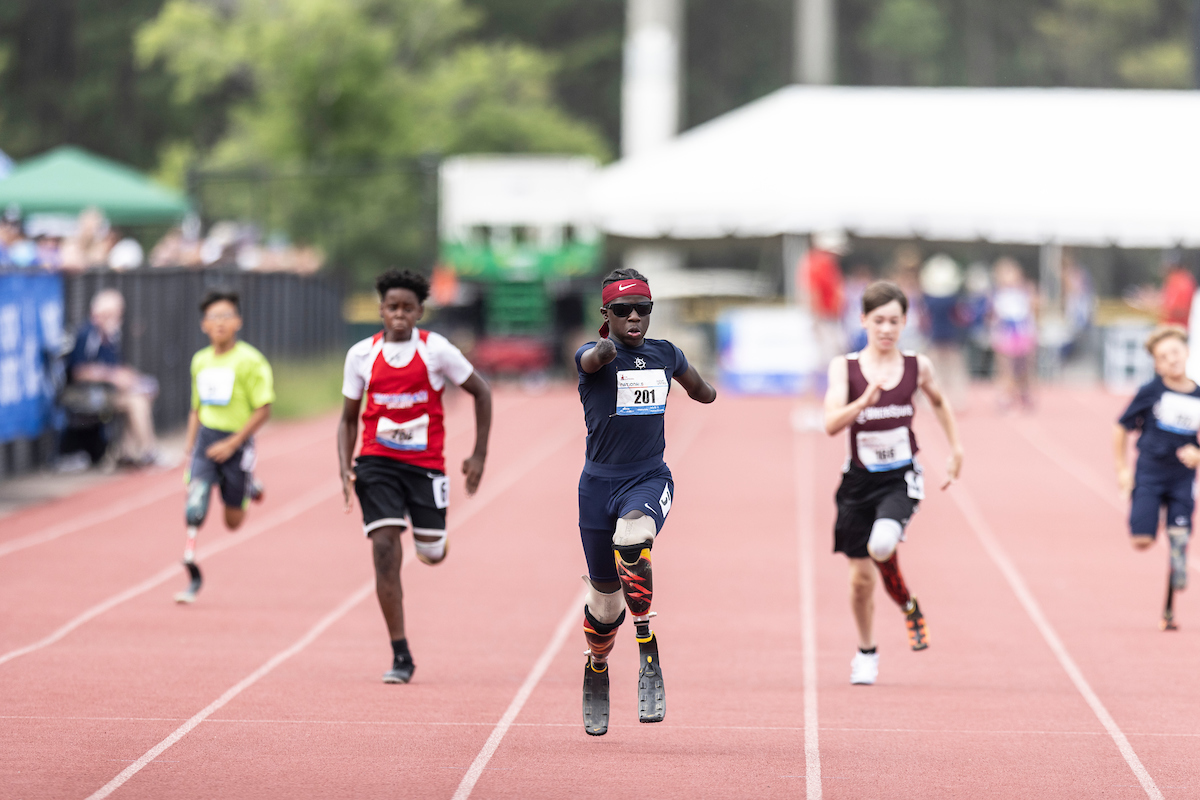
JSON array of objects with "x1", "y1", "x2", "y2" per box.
[
  {"x1": 337, "y1": 269, "x2": 492, "y2": 684},
  {"x1": 1160, "y1": 252, "x2": 1195, "y2": 329},
  {"x1": 800, "y1": 230, "x2": 849, "y2": 381}
]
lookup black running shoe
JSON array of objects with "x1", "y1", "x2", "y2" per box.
[
  {"x1": 905, "y1": 598, "x2": 929, "y2": 651},
  {"x1": 582, "y1": 658, "x2": 610, "y2": 736},
  {"x1": 383, "y1": 655, "x2": 415, "y2": 684},
  {"x1": 637, "y1": 633, "x2": 665, "y2": 723},
  {"x1": 1161, "y1": 608, "x2": 1179, "y2": 631}
]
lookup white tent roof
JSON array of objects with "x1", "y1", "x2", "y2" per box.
[{"x1": 589, "y1": 86, "x2": 1200, "y2": 247}]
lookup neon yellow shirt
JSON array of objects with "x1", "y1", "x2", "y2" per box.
[{"x1": 191, "y1": 341, "x2": 275, "y2": 432}]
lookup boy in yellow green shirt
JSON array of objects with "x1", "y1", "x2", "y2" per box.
[{"x1": 176, "y1": 289, "x2": 275, "y2": 603}]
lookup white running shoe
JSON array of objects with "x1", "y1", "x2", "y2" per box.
[{"x1": 850, "y1": 650, "x2": 879, "y2": 685}]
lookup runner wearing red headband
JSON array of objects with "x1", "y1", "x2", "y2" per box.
[{"x1": 575, "y1": 268, "x2": 717, "y2": 736}]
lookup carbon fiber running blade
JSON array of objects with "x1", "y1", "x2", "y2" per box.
[
  {"x1": 582, "y1": 660, "x2": 610, "y2": 736},
  {"x1": 175, "y1": 562, "x2": 203, "y2": 604},
  {"x1": 637, "y1": 637, "x2": 665, "y2": 724}
]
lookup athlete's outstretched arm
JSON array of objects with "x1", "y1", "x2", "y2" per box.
[
  {"x1": 579, "y1": 338, "x2": 616, "y2": 374},
  {"x1": 459, "y1": 371, "x2": 492, "y2": 496},
  {"x1": 916, "y1": 355, "x2": 963, "y2": 488},
  {"x1": 337, "y1": 396, "x2": 361, "y2": 512},
  {"x1": 675, "y1": 365, "x2": 716, "y2": 403},
  {"x1": 824, "y1": 357, "x2": 884, "y2": 436}
]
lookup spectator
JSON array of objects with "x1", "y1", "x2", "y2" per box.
[
  {"x1": 106, "y1": 229, "x2": 145, "y2": 270},
  {"x1": 990, "y1": 257, "x2": 1038, "y2": 411},
  {"x1": 841, "y1": 260, "x2": 873, "y2": 352},
  {"x1": 886, "y1": 245, "x2": 926, "y2": 352},
  {"x1": 920, "y1": 254, "x2": 968, "y2": 409},
  {"x1": 67, "y1": 289, "x2": 163, "y2": 465},
  {"x1": 1160, "y1": 250, "x2": 1195, "y2": 329},
  {"x1": 801, "y1": 229, "x2": 848, "y2": 374}
]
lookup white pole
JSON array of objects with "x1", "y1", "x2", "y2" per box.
[
  {"x1": 795, "y1": 0, "x2": 836, "y2": 85},
  {"x1": 622, "y1": 0, "x2": 683, "y2": 157}
]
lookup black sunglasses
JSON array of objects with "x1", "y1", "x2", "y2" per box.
[{"x1": 606, "y1": 302, "x2": 653, "y2": 317}]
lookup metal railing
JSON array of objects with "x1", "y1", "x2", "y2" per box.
[{"x1": 1, "y1": 268, "x2": 344, "y2": 479}]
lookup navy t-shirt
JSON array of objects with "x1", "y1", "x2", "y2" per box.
[
  {"x1": 576, "y1": 337, "x2": 689, "y2": 477},
  {"x1": 1118, "y1": 375, "x2": 1200, "y2": 476},
  {"x1": 68, "y1": 321, "x2": 122, "y2": 373}
]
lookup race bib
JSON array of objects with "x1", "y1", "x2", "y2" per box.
[
  {"x1": 616, "y1": 369, "x2": 668, "y2": 416},
  {"x1": 431, "y1": 475, "x2": 450, "y2": 509},
  {"x1": 856, "y1": 427, "x2": 913, "y2": 472},
  {"x1": 376, "y1": 414, "x2": 429, "y2": 452},
  {"x1": 1156, "y1": 392, "x2": 1200, "y2": 435},
  {"x1": 196, "y1": 366, "x2": 235, "y2": 406}
]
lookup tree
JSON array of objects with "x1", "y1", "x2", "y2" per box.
[{"x1": 137, "y1": 0, "x2": 608, "y2": 283}]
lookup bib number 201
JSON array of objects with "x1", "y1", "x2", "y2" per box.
[{"x1": 616, "y1": 369, "x2": 669, "y2": 416}]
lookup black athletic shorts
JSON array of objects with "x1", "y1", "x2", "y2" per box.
[
  {"x1": 189, "y1": 425, "x2": 256, "y2": 509},
  {"x1": 834, "y1": 461, "x2": 923, "y2": 559},
  {"x1": 354, "y1": 455, "x2": 449, "y2": 536}
]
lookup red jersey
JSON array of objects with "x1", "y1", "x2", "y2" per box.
[
  {"x1": 846, "y1": 352, "x2": 919, "y2": 472},
  {"x1": 359, "y1": 330, "x2": 448, "y2": 472},
  {"x1": 1161, "y1": 268, "x2": 1195, "y2": 328}
]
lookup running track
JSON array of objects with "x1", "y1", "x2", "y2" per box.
[{"x1": 2, "y1": 385, "x2": 1199, "y2": 798}]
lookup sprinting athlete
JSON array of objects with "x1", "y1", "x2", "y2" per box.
[
  {"x1": 575, "y1": 268, "x2": 716, "y2": 736},
  {"x1": 338, "y1": 269, "x2": 492, "y2": 684},
  {"x1": 177, "y1": 289, "x2": 274, "y2": 603},
  {"x1": 1113, "y1": 326, "x2": 1200, "y2": 630},
  {"x1": 824, "y1": 280, "x2": 963, "y2": 685}
]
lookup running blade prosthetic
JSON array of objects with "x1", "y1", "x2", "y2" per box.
[
  {"x1": 905, "y1": 598, "x2": 929, "y2": 651},
  {"x1": 637, "y1": 632, "x2": 666, "y2": 723},
  {"x1": 582, "y1": 659, "x2": 610, "y2": 736},
  {"x1": 174, "y1": 562, "x2": 203, "y2": 604}
]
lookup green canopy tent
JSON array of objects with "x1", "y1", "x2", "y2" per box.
[{"x1": 0, "y1": 146, "x2": 189, "y2": 225}]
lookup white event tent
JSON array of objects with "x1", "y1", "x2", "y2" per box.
[{"x1": 589, "y1": 85, "x2": 1200, "y2": 248}]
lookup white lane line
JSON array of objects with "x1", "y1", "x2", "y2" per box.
[
  {"x1": 947, "y1": 480, "x2": 1164, "y2": 800},
  {"x1": 0, "y1": 426, "x2": 334, "y2": 560},
  {"x1": 450, "y1": 588, "x2": 585, "y2": 800},
  {"x1": 76, "y1": 422, "x2": 579, "y2": 797},
  {"x1": 1007, "y1": 418, "x2": 1200, "y2": 578},
  {"x1": 793, "y1": 425, "x2": 822, "y2": 800},
  {"x1": 0, "y1": 485, "x2": 339, "y2": 667},
  {"x1": 84, "y1": 580, "x2": 375, "y2": 800}
]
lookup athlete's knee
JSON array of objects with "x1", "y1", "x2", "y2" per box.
[
  {"x1": 1132, "y1": 534, "x2": 1155, "y2": 551},
  {"x1": 185, "y1": 480, "x2": 212, "y2": 527},
  {"x1": 583, "y1": 576, "x2": 626, "y2": 625},
  {"x1": 848, "y1": 559, "x2": 875, "y2": 591},
  {"x1": 867, "y1": 519, "x2": 903, "y2": 562},
  {"x1": 413, "y1": 527, "x2": 448, "y2": 565},
  {"x1": 224, "y1": 507, "x2": 245, "y2": 530},
  {"x1": 369, "y1": 527, "x2": 403, "y2": 571},
  {"x1": 613, "y1": 513, "x2": 656, "y2": 557}
]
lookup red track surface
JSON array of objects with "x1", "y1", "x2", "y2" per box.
[{"x1": 2, "y1": 384, "x2": 1198, "y2": 798}]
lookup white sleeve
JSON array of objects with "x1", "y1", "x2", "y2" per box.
[
  {"x1": 425, "y1": 332, "x2": 476, "y2": 386},
  {"x1": 341, "y1": 340, "x2": 372, "y2": 400}
]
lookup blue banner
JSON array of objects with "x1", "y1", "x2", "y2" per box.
[{"x1": 0, "y1": 272, "x2": 63, "y2": 443}]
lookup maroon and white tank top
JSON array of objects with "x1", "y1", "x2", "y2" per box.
[{"x1": 846, "y1": 352, "x2": 919, "y2": 472}]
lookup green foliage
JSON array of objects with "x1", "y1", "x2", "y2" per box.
[
  {"x1": 863, "y1": 0, "x2": 950, "y2": 84},
  {"x1": 270, "y1": 355, "x2": 349, "y2": 420},
  {"x1": 137, "y1": 0, "x2": 608, "y2": 286}
]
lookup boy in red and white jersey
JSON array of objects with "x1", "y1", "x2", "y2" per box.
[{"x1": 338, "y1": 269, "x2": 492, "y2": 684}]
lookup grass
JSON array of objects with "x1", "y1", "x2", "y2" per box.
[{"x1": 270, "y1": 355, "x2": 347, "y2": 420}]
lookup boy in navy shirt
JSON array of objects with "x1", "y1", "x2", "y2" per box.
[
  {"x1": 1114, "y1": 326, "x2": 1200, "y2": 628},
  {"x1": 575, "y1": 268, "x2": 716, "y2": 736}
]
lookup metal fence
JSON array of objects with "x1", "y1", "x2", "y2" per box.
[{"x1": 0, "y1": 268, "x2": 343, "y2": 480}]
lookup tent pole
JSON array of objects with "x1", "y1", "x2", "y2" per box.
[{"x1": 794, "y1": 0, "x2": 836, "y2": 84}]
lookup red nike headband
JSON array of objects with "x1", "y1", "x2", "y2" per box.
[{"x1": 599, "y1": 279, "x2": 652, "y2": 337}]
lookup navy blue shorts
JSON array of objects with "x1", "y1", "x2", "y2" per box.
[
  {"x1": 1129, "y1": 469, "x2": 1195, "y2": 536},
  {"x1": 578, "y1": 463, "x2": 674, "y2": 583},
  {"x1": 189, "y1": 426, "x2": 256, "y2": 509}
]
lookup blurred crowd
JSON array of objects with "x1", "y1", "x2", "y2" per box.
[
  {"x1": 0, "y1": 208, "x2": 323, "y2": 273},
  {"x1": 800, "y1": 233, "x2": 1099, "y2": 412}
]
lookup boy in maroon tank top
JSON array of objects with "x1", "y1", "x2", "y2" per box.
[
  {"x1": 824, "y1": 281, "x2": 964, "y2": 685},
  {"x1": 337, "y1": 269, "x2": 492, "y2": 684}
]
